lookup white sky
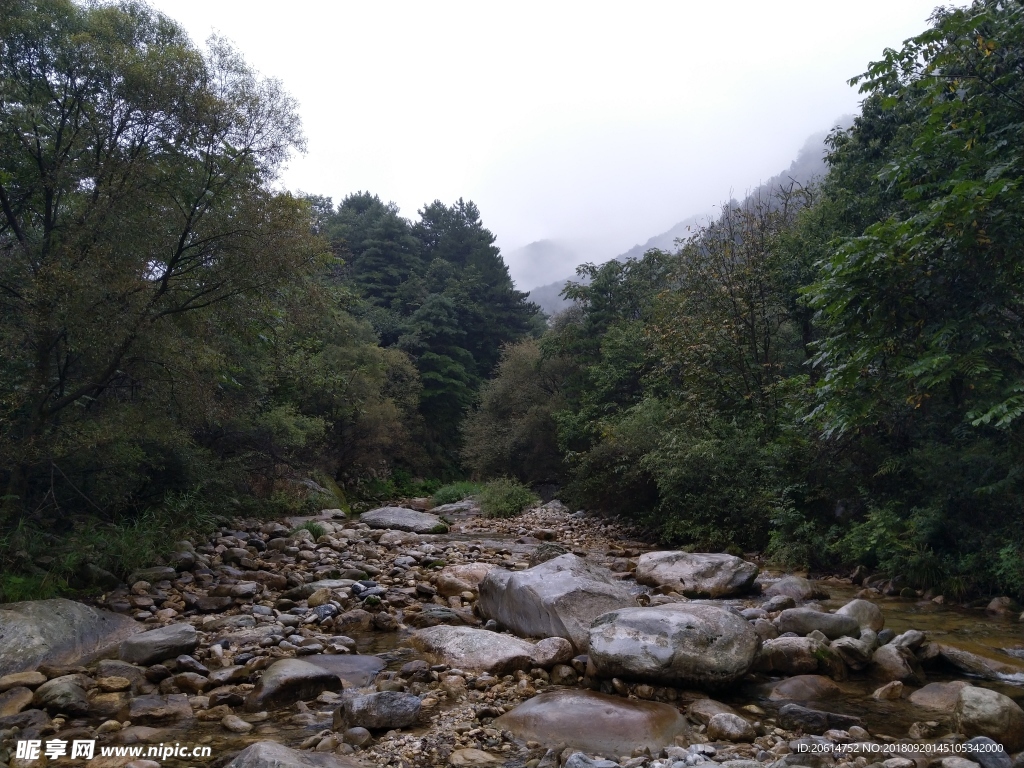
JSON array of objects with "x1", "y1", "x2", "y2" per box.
[{"x1": 148, "y1": 0, "x2": 953, "y2": 287}]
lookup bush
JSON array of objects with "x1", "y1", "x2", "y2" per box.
[
  {"x1": 479, "y1": 478, "x2": 537, "y2": 519},
  {"x1": 289, "y1": 521, "x2": 326, "y2": 540},
  {"x1": 432, "y1": 481, "x2": 483, "y2": 507}
]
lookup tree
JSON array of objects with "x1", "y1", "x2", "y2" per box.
[{"x1": 0, "y1": 0, "x2": 317, "y2": 519}]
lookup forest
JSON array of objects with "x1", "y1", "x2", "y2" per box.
[{"x1": 1, "y1": 0, "x2": 1022, "y2": 603}]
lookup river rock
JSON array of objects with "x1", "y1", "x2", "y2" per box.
[
  {"x1": 31, "y1": 675, "x2": 90, "y2": 715},
  {"x1": 755, "y1": 636, "x2": 847, "y2": 680},
  {"x1": 778, "y1": 703, "x2": 863, "y2": 734},
  {"x1": 0, "y1": 687, "x2": 32, "y2": 716},
  {"x1": 776, "y1": 608, "x2": 860, "y2": 639},
  {"x1": 494, "y1": 689, "x2": 689, "y2": 756},
  {"x1": 634, "y1": 552, "x2": 758, "y2": 598},
  {"x1": 835, "y1": 599, "x2": 885, "y2": 632},
  {"x1": 360, "y1": 507, "x2": 448, "y2": 534},
  {"x1": 299, "y1": 654, "x2": 385, "y2": 688},
  {"x1": 830, "y1": 630, "x2": 878, "y2": 670},
  {"x1": 588, "y1": 603, "x2": 758, "y2": 686},
  {"x1": 764, "y1": 576, "x2": 829, "y2": 601},
  {"x1": 707, "y1": 712, "x2": 756, "y2": 742},
  {"x1": 449, "y1": 748, "x2": 504, "y2": 767},
  {"x1": 953, "y1": 686, "x2": 1024, "y2": 751},
  {"x1": 687, "y1": 698, "x2": 740, "y2": 724},
  {"x1": 769, "y1": 675, "x2": 841, "y2": 700},
  {"x1": 332, "y1": 691, "x2": 421, "y2": 730},
  {"x1": 119, "y1": 623, "x2": 198, "y2": 665},
  {"x1": 224, "y1": 741, "x2": 361, "y2": 768},
  {"x1": 872, "y1": 681, "x2": 904, "y2": 700},
  {"x1": 121, "y1": 693, "x2": 192, "y2": 724},
  {"x1": 435, "y1": 563, "x2": 495, "y2": 597},
  {"x1": 909, "y1": 681, "x2": 972, "y2": 710},
  {"x1": 411, "y1": 626, "x2": 563, "y2": 674},
  {"x1": 244, "y1": 658, "x2": 342, "y2": 711},
  {"x1": 477, "y1": 553, "x2": 634, "y2": 650},
  {"x1": 0, "y1": 671, "x2": 45, "y2": 692},
  {"x1": 963, "y1": 737, "x2": 1012, "y2": 768},
  {"x1": 0, "y1": 599, "x2": 140, "y2": 676},
  {"x1": 871, "y1": 644, "x2": 925, "y2": 684},
  {"x1": 922, "y1": 644, "x2": 1024, "y2": 681}
]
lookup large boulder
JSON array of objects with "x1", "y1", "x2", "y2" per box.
[
  {"x1": 31, "y1": 675, "x2": 90, "y2": 715},
  {"x1": 119, "y1": 623, "x2": 198, "y2": 665},
  {"x1": 225, "y1": 741, "x2": 360, "y2": 768},
  {"x1": 409, "y1": 626, "x2": 571, "y2": 675},
  {"x1": 588, "y1": 603, "x2": 758, "y2": 687},
  {"x1": 909, "y1": 681, "x2": 972, "y2": 711},
  {"x1": 435, "y1": 563, "x2": 495, "y2": 597},
  {"x1": 477, "y1": 554, "x2": 635, "y2": 651},
  {"x1": 359, "y1": 507, "x2": 448, "y2": 534},
  {"x1": 764, "y1": 576, "x2": 828, "y2": 601},
  {"x1": 835, "y1": 599, "x2": 885, "y2": 632},
  {"x1": 768, "y1": 675, "x2": 842, "y2": 701},
  {"x1": 298, "y1": 654, "x2": 385, "y2": 688},
  {"x1": 953, "y1": 686, "x2": 1024, "y2": 751},
  {"x1": 776, "y1": 608, "x2": 860, "y2": 640},
  {"x1": 778, "y1": 703, "x2": 862, "y2": 734},
  {"x1": 754, "y1": 636, "x2": 847, "y2": 680},
  {"x1": 634, "y1": 552, "x2": 758, "y2": 598},
  {"x1": 333, "y1": 691, "x2": 421, "y2": 731},
  {"x1": 871, "y1": 644, "x2": 926, "y2": 685},
  {"x1": 494, "y1": 689, "x2": 689, "y2": 756},
  {"x1": 0, "y1": 599, "x2": 140, "y2": 676},
  {"x1": 244, "y1": 658, "x2": 343, "y2": 711},
  {"x1": 922, "y1": 643, "x2": 1024, "y2": 681}
]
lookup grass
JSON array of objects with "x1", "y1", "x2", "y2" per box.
[
  {"x1": 431, "y1": 481, "x2": 484, "y2": 507},
  {"x1": 0, "y1": 490, "x2": 220, "y2": 603},
  {"x1": 289, "y1": 520, "x2": 327, "y2": 540},
  {"x1": 479, "y1": 478, "x2": 537, "y2": 519}
]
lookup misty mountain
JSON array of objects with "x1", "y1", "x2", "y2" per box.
[
  {"x1": 505, "y1": 240, "x2": 582, "y2": 291},
  {"x1": 527, "y1": 122, "x2": 850, "y2": 317}
]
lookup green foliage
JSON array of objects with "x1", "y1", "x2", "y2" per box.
[
  {"x1": 479, "y1": 478, "x2": 537, "y2": 519},
  {"x1": 322, "y1": 195, "x2": 542, "y2": 472},
  {"x1": 462, "y1": 339, "x2": 570, "y2": 484},
  {"x1": 431, "y1": 481, "x2": 484, "y2": 507}
]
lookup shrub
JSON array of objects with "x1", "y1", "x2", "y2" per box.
[
  {"x1": 432, "y1": 481, "x2": 483, "y2": 507},
  {"x1": 289, "y1": 521, "x2": 326, "y2": 540},
  {"x1": 479, "y1": 478, "x2": 537, "y2": 519}
]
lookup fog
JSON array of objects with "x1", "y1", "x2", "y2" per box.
[{"x1": 145, "y1": 0, "x2": 956, "y2": 289}]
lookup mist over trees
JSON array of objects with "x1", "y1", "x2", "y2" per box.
[{"x1": 465, "y1": 0, "x2": 1024, "y2": 598}]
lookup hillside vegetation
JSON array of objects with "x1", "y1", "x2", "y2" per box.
[{"x1": 1, "y1": 0, "x2": 1021, "y2": 602}]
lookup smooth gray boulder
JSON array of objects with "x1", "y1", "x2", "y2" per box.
[
  {"x1": 119, "y1": 623, "x2": 198, "y2": 665},
  {"x1": 953, "y1": 686, "x2": 1024, "y2": 751},
  {"x1": 299, "y1": 654, "x2": 385, "y2": 688},
  {"x1": 359, "y1": 507, "x2": 448, "y2": 534},
  {"x1": 776, "y1": 608, "x2": 860, "y2": 639},
  {"x1": 588, "y1": 603, "x2": 758, "y2": 687},
  {"x1": 332, "y1": 691, "x2": 421, "y2": 730},
  {"x1": 409, "y1": 626, "x2": 572, "y2": 675},
  {"x1": 0, "y1": 598, "x2": 140, "y2": 676},
  {"x1": 244, "y1": 658, "x2": 342, "y2": 711},
  {"x1": 31, "y1": 675, "x2": 90, "y2": 715},
  {"x1": 764, "y1": 575, "x2": 828, "y2": 601},
  {"x1": 494, "y1": 689, "x2": 689, "y2": 756},
  {"x1": 835, "y1": 599, "x2": 885, "y2": 632},
  {"x1": 477, "y1": 554, "x2": 635, "y2": 651},
  {"x1": 225, "y1": 741, "x2": 360, "y2": 768},
  {"x1": 754, "y1": 636, "x2": 847, "y2": 680},
  {"x1": 635, "y1": 552, "x2": 758, "y2": 598}
]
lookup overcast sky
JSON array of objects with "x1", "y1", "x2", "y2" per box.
[{"x1": 147, "y1": 1, "x2": 953, "y2": 287}]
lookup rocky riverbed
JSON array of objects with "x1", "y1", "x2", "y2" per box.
[{"x1": 2, "y1": 499, "x2": 1024, "y2": 768}]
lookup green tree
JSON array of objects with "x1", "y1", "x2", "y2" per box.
[{"x1": 0, "y1": 0, "x2": 316, "y2": 519}]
